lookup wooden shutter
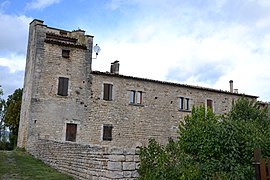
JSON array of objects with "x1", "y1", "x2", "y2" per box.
[
  {"x1": 103, "y1": 125, "x2": 112, "y2": 141},
  {"x1": 103, "y1": 84, "x2": 112, "y2": 101},
  {"x1": 66, "y1": 123, "x2": 77, "y2": 142},
  {"x1": 58, "y1": 77, "x2": 69, "y2": 96}
]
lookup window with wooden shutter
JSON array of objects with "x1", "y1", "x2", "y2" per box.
[
  {"x1": 66, "y1": 123, "x2": 77, "y2": 142},
  {"x1": 103, "y1": 83, "x2": 113, "y2": 101},
  {"x1": 103, "y1": 125, "x2": 113, "y2": 141},
  {"x1": 207, "y1": 99, "x2": 213, "y2": 111},
  {"x1": 58, "y1": 77, "x2": 69, "y2": 96}
]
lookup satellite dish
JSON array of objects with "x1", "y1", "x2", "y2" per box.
[{"x1": 93, "y1": 44, "x2": 101, "y2": 55}]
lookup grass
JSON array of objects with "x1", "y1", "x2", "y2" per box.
[{"x1": 0, "y1": 150, "x2": 74, "y2": 180}]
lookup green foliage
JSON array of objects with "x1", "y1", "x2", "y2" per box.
[
  {"x1": 3, "y1": 88, "x2": 23, "y2": 148},
  {"x1": 138, "y1": 138, "x2": 199, "y2": 180},
  {"x1": 139, "y1": 98, "x2": 270, "y2": 179}
]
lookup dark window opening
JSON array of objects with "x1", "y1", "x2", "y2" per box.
[
  {"x1": 62, "y1": 49, "x2": 70, "y2": 58},
  {"x1": 103, "y1": 125, "x2": 113, "y2": 141},
  {"x1": 103, "y1": 84, "x2": 113, "y2": 101},
  {"x1": 66, "y1": 123, "x2": 77, "y2": 142},
  {"x1": 207, "y1": 99, "x2": 213, "y2": 111},
  {"x1": 57, "y1": 77, "x2": 69, "y2": 96}
]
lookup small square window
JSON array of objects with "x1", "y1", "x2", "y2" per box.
[
  {"x1": 103, "y1": 125, "x2": 113, "y2": 141},
  {"x1": 62, "y1": 49, "x2": 70, "y2": 58}
]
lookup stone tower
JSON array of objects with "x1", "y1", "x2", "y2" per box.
[{"x1": 17, "y1": 19, "x2": 93, "y2": 148}]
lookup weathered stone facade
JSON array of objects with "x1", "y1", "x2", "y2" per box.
[{"x1": 18, "y1": 19, "x2": 258, "y2": 179}]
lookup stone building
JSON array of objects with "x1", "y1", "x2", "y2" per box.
[{"x1": 17, "y1": 19, "x2": 258, "y2": 179}]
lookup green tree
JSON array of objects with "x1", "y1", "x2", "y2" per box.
[
  {"x1": 139, "y1": 98, "x2": 270, "y2": 179},
  {"x1": 4, "y1": 88, "x2": 23, "y2": 148}
]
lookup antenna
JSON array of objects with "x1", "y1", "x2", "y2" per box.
[{"x1": 93, "y1": 44, "x2": 101, "y2": 59}]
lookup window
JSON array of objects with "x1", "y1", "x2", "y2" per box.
[
  {"x1": 207, "y1": 99, "x2": 213, "y2": 111},
  {"x1": 129, "y1": 90, "x2": 136, "y2": 104},
  {"x1": 62, "y1": 49, "x2": 70, "y2": 58},
  {"x1": 103, "y1": 125, "x2": 113, "y2": 141},
  {"x1": 179, "y1": 97, "x2": 190, "y2": 111},
  {"x1": 58, "y1": 77, "x2": 69, "y2": 96},
  {"x1": 103, "y1": 84, "x2": 113, "y2": 101},
  {"x1": 66, "y1": 123, "x2": 77, "y2": 142},
  {"x1": 129, "y1": 90, "x2": 143, "y2": 105}
]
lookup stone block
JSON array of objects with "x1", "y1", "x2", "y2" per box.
[
  {"x1": 108, "y1": 147, "x2": 123, "y2": 155},
  {"x1": 106, "y1": 170, "x2": 124, "y2": 179},
  {"x1": 108, "y1": 155, "x2": 125, "y2": 161},
  {"x1": 123, "y1": 171, "x2": 133, "y2": 178},
  {"x1": 134, "y1": 155, "x2": 140, "y2": 162},
  {"x1": 125, "y1": 155, "x2": 134, "y2": 161},
  {"x1": 123, "y1": 162, "x2": 136, "y2": 170},
  {"x1": 132, "y1": 170, "x2": 140, "y2": 178},
  {"x1": 108, "y1": 161, "x2": 122, "y2": 170}
]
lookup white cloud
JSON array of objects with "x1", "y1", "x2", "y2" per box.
[
  {"x1": 0, "y1": 13, "x2": 32, "y2": 53},
  {"x1": 26, "y1": 0, "x2": 61, "y2": 10}
]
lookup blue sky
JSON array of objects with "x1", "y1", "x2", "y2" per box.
[{"x1": 0, "y1": 0, "x2": 270, "y2": 101}]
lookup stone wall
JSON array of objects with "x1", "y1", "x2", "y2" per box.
[{"x1": 28, "y1": 138, "x2": 140, "y2": 180}]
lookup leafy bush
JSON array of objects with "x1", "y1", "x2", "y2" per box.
[{"x1": 138, "y1": 98, "x2": 270, "y2": 179}]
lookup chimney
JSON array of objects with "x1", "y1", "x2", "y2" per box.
[
  {"x1": 229, "y1": 80, "x2": 233, "y2": 93},
  {"x1": 110, "y1": 60, "x2": 120, "y2": 74}
]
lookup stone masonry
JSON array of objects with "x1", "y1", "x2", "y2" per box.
[
  {"x1": 29, "y1": 138, "x2": 139, "y2": 179},
  {"x1": 18, "y1": 19, "x2": 259, "y2": 179}
]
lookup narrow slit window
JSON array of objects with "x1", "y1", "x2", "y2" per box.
[
  {"x1": 66, "y1": 123, "x2": 77, "y2": 142},
  {"x1": 58, "y1": 77, "x2": 69, "y2": 96},
  {"x1": 103, "y1": 84, "x2": 113, "y2": 101},
  {"x1": 103, "y1": 125, "x2": 113, "y2": 141},
  {"x1": 62, "y1": 49, "x2": 70, "y2": 58}
]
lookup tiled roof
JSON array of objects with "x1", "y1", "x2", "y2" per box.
[{"x1": 91, "y1": 71, "x2": 258, "y2": 98}]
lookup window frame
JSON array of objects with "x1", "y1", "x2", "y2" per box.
[
  {"x1": 103, "y1": 83, "x2": 113, "y2": 101},
  {"x1": 65, "y1": 123, "x2": 77, "y2": 142},
  {"x1": 57, "y1": 77, "x2": 69, "y2": 96},
  {"x1": 206, "y1": 99, "x2": 214, "y2": 112},
  {"x1": 129, "y1": 90, "x2": 144, "y2": 106},
  {"x1": 102, "y1": 124, "x2": 113, "y2": 141},
  {"x1": 62, "y1": 49, "x2": 70, "y2": 58},
  {"x1": 179, "y1": 97, "x2": 191, "y2": 112}
]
